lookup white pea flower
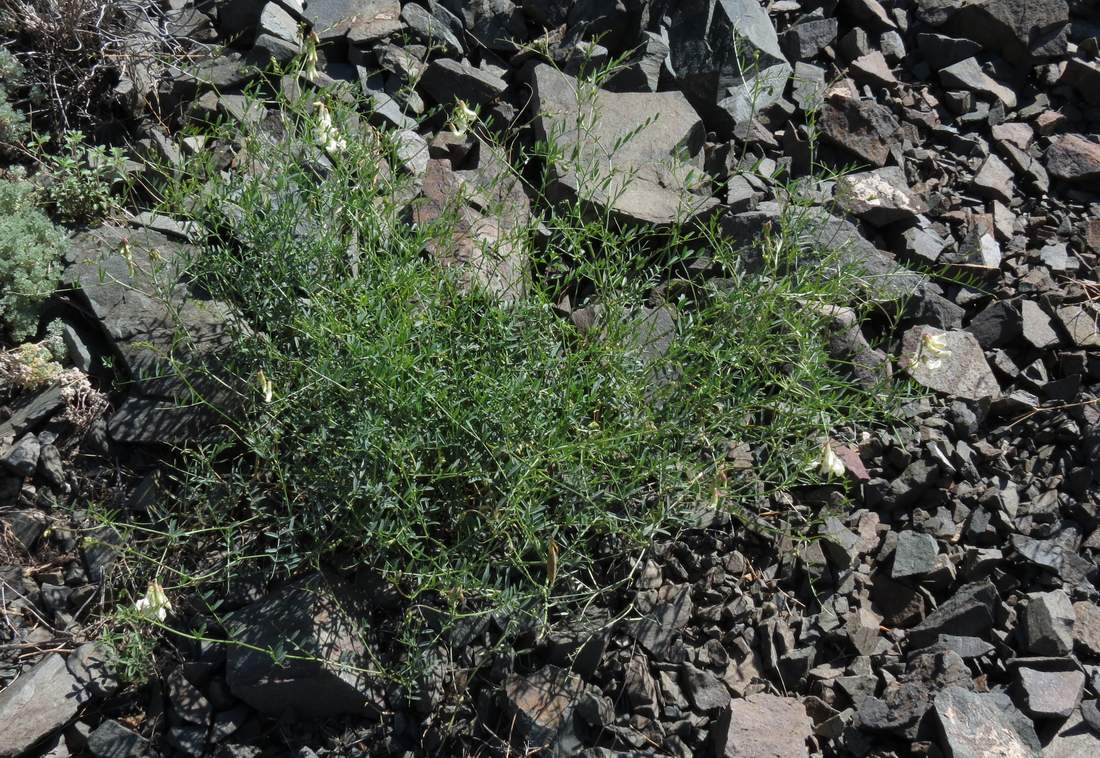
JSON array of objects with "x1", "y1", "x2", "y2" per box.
[
  {"x1": 303, "y1": 31, "x2": 319, "y2": 82},
  {"x1": 256, "y1": 369, "x2": 273, "y2": 404},
  {"x1": 917, "y1": 331, "x2": 952, "y2": 371},
  {"x1": 447, "y1": 99, "x2": 478, "y2": 137},
  {"x1": 312, "y1": 101, "x2": 346, "y2": 154},
  {"x1": 819, "y1": 440, "x2": 845, "y2": 478},
  {"x1": 134, "y1": 581, "x2": 172, "y2": 622}
]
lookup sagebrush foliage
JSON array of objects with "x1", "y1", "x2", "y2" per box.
[
  {"x1": 0, "y1": 47, "x2": 29, "y2": 149},
  {"x1": 0, "y1": 179, "x2": 67, "y2": 340}
]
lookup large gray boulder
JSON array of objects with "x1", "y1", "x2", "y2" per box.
[
  {"x1": 62, "y1": 225, "x2": 239, "y2": 447},
  {"x1": 303, "y1": 0, "x2": 402, "y2": 44},
  {"x1": 525, "y1": 63, "x2": 717, "y2": 226},
  {"x1": 666, "y1": 0, "x2": 792, "y2": 133},
  {"x1": 914, "y1": 0, "x2": 1069, "y2": 63},
  {"x1": 224, "y1": 573, "x2": 385, "y2": 718},
  {"x1": 0, "y1": 654, "x2": 87, "y2": 757}
]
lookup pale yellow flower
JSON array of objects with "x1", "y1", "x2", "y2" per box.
[
  {"x1": 447, "y1": 100, "x2": 478, "y2": 137},
  {"x1": 256, "y1": 369, "x2": 273, "y2": 404},
  {"x1": 917, "y1": 331, "x2": 952, "y2": 371},
  {"x1": 134, "y1": 581, "x2": 172, "y2": 622},
  {"x1": 312, "y1": 101, "x2": 346, "y2": 154},
  {"x1": 819, "y1": 440, "x2": 845, "y2": 478}
]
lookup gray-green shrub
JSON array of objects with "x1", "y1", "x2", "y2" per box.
[{"x1": 0, "y1": 179, "x2": 67, "y2": 340}]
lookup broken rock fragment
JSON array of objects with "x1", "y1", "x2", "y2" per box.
[
  {"x1": 711, "y1": 693, "x2": 812, "y2": 758},
  {"x1": 526, "y1": 63, "x2": 716, "y2": 225},
  {"x1": 666, "y1": 0, "x2": 791, "y2": 133},
  {"x1": 900, "y1": 326, "x2": 1000, "y2": 401}
]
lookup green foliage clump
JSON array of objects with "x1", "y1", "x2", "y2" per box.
[
  {"x1": 0, "y1": 179, "x2": 67, "y2": 340},
  {"x1": 115, "y1": 65, "x2": 904, "y2": 668},
  {"x1": 35, "y1": 130, "x2": 127, "y2": 225},
  {"x1": 0, "y1": 47, "x2": 29, "y2": 149}
]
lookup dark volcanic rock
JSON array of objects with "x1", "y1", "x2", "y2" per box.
[
  {"x1": 420, "y1": 58, "x2": 507, "y2": 107},
  {"x1": 909, "y1": 580, "x2": 998, "y2": 648},
  {"x1": 900, "y1": 326, "x2": 1000, "y2": 401},
  {"x1": 502, "y1": 665, "x2": 594, "y2": 755},
  {"x1": 933, "y1": 687, "x2": 1041, "y2": 758},
  {"x1": 666, "y1": 0, "x2": 791, "y2": 132},
  {"x1": 224, "y1": 573, "x2": 384, "y2": 718},
  {"x1": 835, "y1": 166, "x2": 926, "y2": 226},
  {"x1": 966, "y1": 300, "x2": 1021, "y2": 348},
  {"x1": 304, "y1": 0, "x2": 402, "y2": 44},
  {"x1": 1021, "y1": 590, "x2": 1075, "y2": 655},
  {"x1": 63, "y1": 225, "x2": 238, "y2": 447},
  {"x1": 916, "y1": 0, "x2": 1069, "y2": 63},
  {"x1": 85, "y1": 719, "x2": 150, "y2": 758},
  {"x1": 711, "y1": 693, "x2": 811, "y2": 757},
  {"x1": 1015, "y1": 666, "x2": 1085, "y2": 719},
  {"x1": 525, "y1": 63, "x2": 717, "y2": 225},
  {"x1": 1045, "y1": 134, "x2": 1100, "y2": 187},
  {"x1": 819, "y1": 92, "x2": 900, "y2": 167},
  {"x1": 0, "y1": 654, "x2": 86, "y2": 757}
]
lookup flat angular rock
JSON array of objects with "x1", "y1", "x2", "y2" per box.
[
  {"x1": 400, "y1": 2, "x2": 462, "y2": 56},
  {"x1": 900, "y1": 326, "x2": 1000, "y2": 401},
  {"x1": 966, "y1": 300, "x2": 1021, "y2": 348},
  {"x1": 436, "y1": 0, "x2": 526, "y2": 51},
  {"x1": 1015, "y1": 666, "x2": 1084, "y2": 719},
  {"x1": 1073, "y1": 602, "x2": 1100, "y2": 656},
  {"x1": 666, "y1": 0, "x2": 791, "y2": 132},
  {"x1": 2, "y1": 433, "x2": 40, "y2": 476},
  {"x1": 0, "y1": 654, "x2": 86, "y2": 757},
  {"x1": 917, "y1": 33, "x2": 983, "y2": 69},
  {"x1": 909, "y1": 580, "x2": 998, "y2": 648},
  {"x1": 414, "y1": 152, "x2": 529, "y2": 304},
  {"x1": 938, "y1": 57, "x2": 1016, "y2": 108},
  {"x1": 916, "y1": 0, "x2": 1069, "y2": 63},
  {"x1": 680, "y1": 662, "x2": 730, "y2": 712},
  {"x1": 1020, "y1": 300, "x2": 1061, "y2": 349},
  {"x1": 1022, "y1": 590, "x2": 1075, "y2": 656},
  {"x1": 711, "y1": 693, "x2": 812, "y2": 758},
  {"x1": 630, "y1": 585, "x2": 692, "y2": 658},
  {"x1": 847, "y1": 607, "x2": 883, "y2": 656},
  {"x1": 850, "y1": 51, "x2": 897, "y2": 87},
  {"x1": 1045, "y1": 135, "x2": 1100, "y2": 187},
  {"x1": 66, "y1": 642, "x2": 119, "y2": 700},
  {"x1": 526, "y1": 63, "x2": 716, "y2": 226},
  {"x1": 819, "y1": 94, "x2": 900, "y2": 167},
  {"x1": 933, "y1": 686, "x2": 1040, "y2": 758},
  {"x1": 901, "y1": 225, "x2": 949, "y2": 264},
  {"x1": 1056, "y1": 304, "x2": 1100, "y2": 348},
  {"x1": 893, "y1": 531, "x2": 939, "y2": 578},
  {"x1": 603, "y1": 31, "x2": 668, "y2": 93},
  {"x1": 1044, "y1": 708, "x2": 1100, "y2": 757},
  {"x1": 225, "y1": 573, "x2": 383, "y2": 718},
  {"x1": 791, "y1": 62, "x2": 827, "y2": 111},
  {"x1": 85, "y1": 719, "x2": 149, "y2": 758},
  {"x1": 836, "y1": 166, "x2": 926, "y2": 226},
  {"x1": 502, "y1": 665, "x2": 593, "y2": 755},
  {"x1": 420, "y1": 58, "x2": 507, "y2": 107},
  {"x1": 971, "y1": 154, "x2": 1015, "y2": 204},
  {"x1": 63, "y1": 226, "x2": 238, "y2": 447},
  {"x1": 779, "y1": 18, "x2": 838, "y2": 61}
]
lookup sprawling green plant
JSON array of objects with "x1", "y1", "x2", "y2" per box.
[
  {"x1": 0, "y1": 179, "x2": 67, "y2": 340},
  {"x1": 101, "y1": 53, "x2": 908, "y2": 685}
]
